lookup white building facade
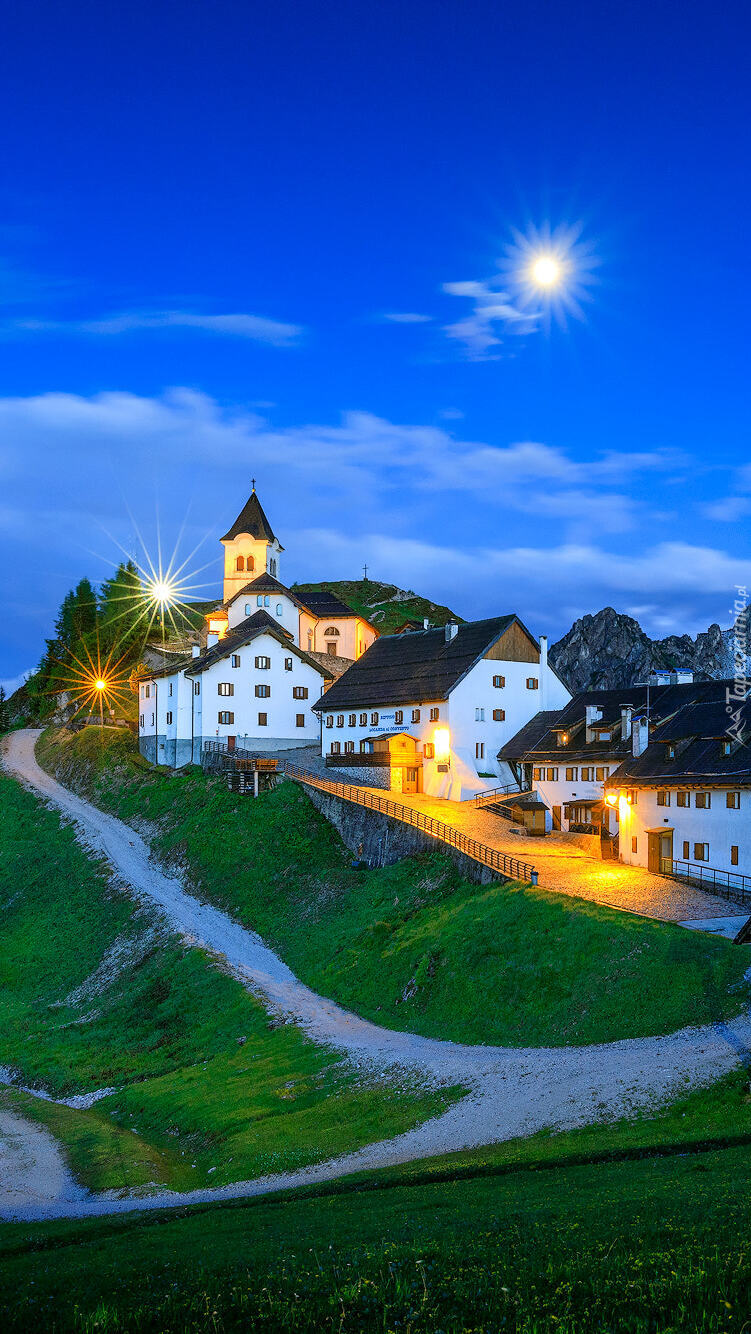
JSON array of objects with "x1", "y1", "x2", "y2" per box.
[
  {"x1": 138, "y1": 614, "x2": 331, "y2": 765},
  {"x1": 314, "y1": 616, "x2": 571, "y2": 801}
]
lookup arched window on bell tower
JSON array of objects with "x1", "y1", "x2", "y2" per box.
[
  {"x1": 247, "y1": 554, "x2": 255, "y2": 572},
  {"x1": 235, "y1": 555, "x2": 245, "y2": 572}
]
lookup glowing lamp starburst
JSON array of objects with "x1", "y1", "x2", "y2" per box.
[{"x1": 94, "y1": 679, "x2": 107, "y2": 691}]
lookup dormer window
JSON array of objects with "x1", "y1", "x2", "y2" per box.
[
  {"x1": 722, "y1": 740, "x2": 732, "y2": 756},
  {"x1": 666, "y1": 744, "x2": 676, "y2": 759}
]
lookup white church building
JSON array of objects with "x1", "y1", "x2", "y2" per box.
[{"x1": 137, "y1": 488, "x2": 378, "y2": 765}]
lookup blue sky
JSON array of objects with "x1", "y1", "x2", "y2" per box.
[{"x1": 2, "y1": 0, "x2": 750, "y2": 690}]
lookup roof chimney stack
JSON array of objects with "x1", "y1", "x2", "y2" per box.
[
  {"x1": 444, "y1": 622, "x2": 459, "y2": 642},
  {"x1": 191, "y1": 644, "x2": 200, "y2": 658},
  {"x1": 207, "y1": 632, "x2": 219, "y2": 648}
]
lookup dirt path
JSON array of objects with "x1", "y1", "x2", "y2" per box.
[
  {"x1": 0, "y1": 1111, "x2": 88, "y2": 1212},
  {"x1": 2, "y1": 727, "x2": 751, "y2": 1223}
]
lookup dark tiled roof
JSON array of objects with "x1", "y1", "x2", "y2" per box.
[
  {"x1": 311, "y1": 615, "x2": 518, "y2": 711},
  {"x1": 187, "y1": 611, "x2": 332, "y2": 679},
  {"x1": 498, "y1": 679, "x2": 735, "y2": 764},
  {"x1": 221, "y1": 490, "x2": 279, "y2": 544},
  {"x1": 295, "y1": 588, "x2": 361, "y2": 619},
  {"x1": 497, "y1": 711, "x2": 565, "y2": 759},
  {"x1": 610, "y1": 695, "x2": 751, "y2": 787}
]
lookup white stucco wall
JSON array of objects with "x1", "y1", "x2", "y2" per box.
[
  {"x1": 617, "y1": 787, "x2": 750, "y2": 876},
  {"x1": 192, "y1": 631, "x2": 324, "y2": 751},
  {"x1": 317, "y1": 647, "x2": 571, "y2": 802}
]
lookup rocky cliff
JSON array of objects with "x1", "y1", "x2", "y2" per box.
[{"x1": 549, "y1": 606, "x2": 748, "y2": 693}]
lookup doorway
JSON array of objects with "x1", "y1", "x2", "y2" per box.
[
  {"x1": 648, "y1": 830, "x2": 673, "y2": 873},
  {"x1": 227, "y1": 735, "x2": 236, "y2": 752},
  {"x1": 403, "y1": 767, "x2": 419, "y2": 794},
  {"x1": 552, "y1": 805, "x2": 561, "y2": 830}
]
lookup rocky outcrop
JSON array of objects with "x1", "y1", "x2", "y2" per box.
[{"x1": 550, "y1": 606, "x2": 748, "y2": 692}]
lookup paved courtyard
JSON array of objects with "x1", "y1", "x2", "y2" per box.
[{"x1": 358, "y1": 788, "x2": 747, "y2": 929}]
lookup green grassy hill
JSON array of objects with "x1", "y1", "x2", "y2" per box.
[
  {"x1": 291, "y1": 578, "x2": 462, "y2": 634},
  {"x1": 37, "y1": 727, "x2": 751, "y2": 1048},
  {"x1": 0, "y1": 770, "x2": 454, "y2": 1196}
]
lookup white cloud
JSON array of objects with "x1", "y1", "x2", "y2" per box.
[
  {"x1": 0, "y1": 388, "x2": 742, "y2": 654},
  {"x1": 300, "y1": 529, "x2": 751, "y2": 638},
  {"x1": 9, "y1": 310, "x2": 303, "y2": 346},
  {"x1": 702, "y1": 496, "x2": 751, "y2": 522},
  {"x1": 382, "y1": 312, "x2": 432, "y2": 324},
  {"x1": 442, "y1": 279, "x2": 539, "y2": 359},
  {"x1": 0, "y1": 391, "x2": 682, "y2": 540}
]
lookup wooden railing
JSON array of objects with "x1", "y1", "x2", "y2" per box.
[
  {"x1": 661, "y1": 857, "x2": 751, "y2": 905},
  {"x1": 280, "y1": 760, "x2": 538, "y2": 884},
  {"x1": 202, "y1": 741, "x2": 537, "y2": 885}
]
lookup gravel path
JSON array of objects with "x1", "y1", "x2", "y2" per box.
[{"x1": 2, "y1": 728, "x2": 751, "y2": 1223}]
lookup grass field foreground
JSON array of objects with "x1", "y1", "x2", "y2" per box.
[
  {"x1": 0, "y1": 771, "x2": 457, "y2": 1193},
  {"x1": 36, "y1": 725, "x2": 751, "y2": 1048},
  {"x1": 2, "y1": 1138, "x2": 751, "y2": 1332}
]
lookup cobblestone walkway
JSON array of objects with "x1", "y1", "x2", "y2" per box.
[{"x1": 360, "y1": 790, "x2": 743, "y2": 924}]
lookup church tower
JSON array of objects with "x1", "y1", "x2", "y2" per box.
[{"x1": 220, "y1": 485, "x2": 284, "y2": 603}]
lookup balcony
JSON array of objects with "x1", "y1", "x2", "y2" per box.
[{"x1": 325, "y1": 749, "x2": 423, "y2": 768}]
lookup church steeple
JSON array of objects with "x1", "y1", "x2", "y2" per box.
[
  {"x1": 220, "y1": 484, "x2": 278, "y2": 544},
  {"x1": 220, "y1": 485, "x2": 284, "y2": 603}
]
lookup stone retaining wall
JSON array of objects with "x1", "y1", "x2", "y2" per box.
[{"x1": 304, "y1": 785, "x2": 507, "y2": 886}]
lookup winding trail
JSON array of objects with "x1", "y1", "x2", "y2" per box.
[{"x1": 2, "y1": 727, "x2": 751, "y2": 1223}]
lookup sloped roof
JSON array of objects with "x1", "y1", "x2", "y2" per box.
[
  {"x1": 311, "y1": 615, "x2": 518, "y2": 711},
  {"x1": 295, "y1": 588, "x2": 362, "y2": 619},
  {"x1": 221, "y1": 490, "x2": 279, "y2": 544},
  {"x1": 224, "y1": 572, "x2": 303, "y2": 610},
  {"x1": 497, "y1": 711, "x2": 565, "y2": 759},
  {"x1": 498, "y1": 679, "x2": 736, "y2": 763},
  {"x1": 610, "y1": 694, "x2": 751, "y2": 787},
  {"x1": 187, "y1": 610, "x2": 332, "y2": 679}
]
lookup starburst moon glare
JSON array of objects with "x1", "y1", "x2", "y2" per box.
[
  {"x1": 531, "y1": 255, "x2": 561, "y2": 287},
  {"x1": 503, "y1": 221, "x2": 598, "y2": 328}
]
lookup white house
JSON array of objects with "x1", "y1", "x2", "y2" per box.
[
  {"x1": 138, "y1": 610, "x2": 334, "y2": 765},
  {"x1": 606, "y1": 694, "x2": 751, "y2": 881},
  {"x1": 500, "y1": 678, "x2": 751, "y2": 860},
  {"x1": 312, "y1": 615, "x2": 571, "y2": 800}
]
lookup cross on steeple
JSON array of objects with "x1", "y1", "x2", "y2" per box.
[
  {"x1": 251, "y1": 477, "x2": 256, "y2": 493},
  {"x1": 363, "y1": 563, "x2": 368, "y2": 580}
]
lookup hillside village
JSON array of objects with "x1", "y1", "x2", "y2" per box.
[{"x1": 137, "y1": 487, "x2": 751, "y2": 890}]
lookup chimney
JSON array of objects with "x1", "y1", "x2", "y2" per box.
[
  {"x1": 445, "y1": 622, "x2": 459, "y2": 642},
  {"x1": 585, "y1": 702, "x2": 603, "y2": 744},
  {"x1": 620, "y1": 705, "x2": 633, "y2": 741},
  {"x1": 539, "y1": 635, "x2": 548, "y2": 708},
  {"x1": 191, "y1": 645, "x2": 200, "y2": 658},
  {"x1": 207, "y1": 632, "x2": 219, "y2": 648},
  {"x1": 632, "y1": 715, "x2": 649, "y2": 757},
  {"x1": 423, "y1": 617, "x2": 430, "y2": 630}
]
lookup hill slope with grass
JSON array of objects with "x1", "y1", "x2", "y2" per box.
[
  {"x1": 0, "y1": 770, "x2": 453, "y2": 1195},
  {"x1": 291, "y1": 577, "x2": 462, "y2": 634},
  {"x1": 37, "y1": 726, "x2": 751, "y2": 1048}
]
